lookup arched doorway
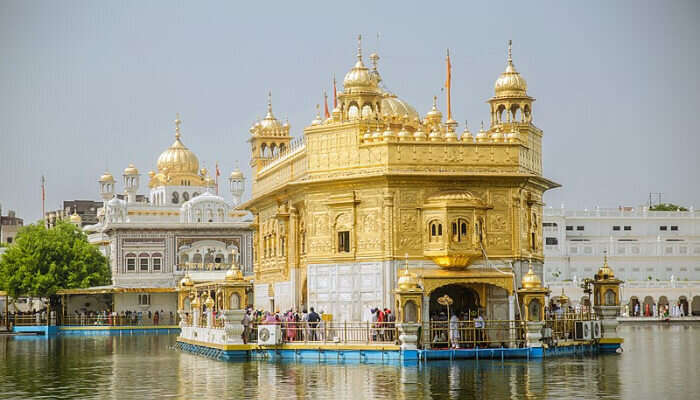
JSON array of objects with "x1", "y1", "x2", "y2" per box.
[
  {"x1": 643, "y1": 296, "x2": 655, "y2": 317},
  {"x1": 691, "y1": 296, "x2": 700, "y2": 316},
  {"x1": 679, "y1": 296, "x2": 689, "y2": 316},
  {"x1": 629, "y1": 297, "x2": 640, "y2": 316},
  {"x1": 658, "y1": 296, "x2": 669, "y2": 317},
  {"x1": 429, "y1": 284, "x2": 480, "y2": 320}
]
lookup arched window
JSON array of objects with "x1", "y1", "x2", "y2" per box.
[
  {"x1": 229, "y1": 293, "x2": 240, "y2": 310},
  {"x1": 605, "y1": 289, "x2": 617, "y2": 306},
  {"x1": 429, "y1": 220, "x2": 443, "y2": 242},
  {"x1": 348, "y1": 104, "x2": 359, "y2": 119},
  {"x1": 171, "y1": 191, "x2": 179, "y2": 204},
  {"x1": 404, "y1": 300, "x2": 418, "y2": 323},
  {"x1": 138, "y1": 253, "x2": 150, "y2": 272},
  {"x1": 528, "y1": 299, "x2": 542, "y2": 321},
  {"x1": 451, "y1": 218, "x2": 469, "y2": 242},
  {"x1": 125, "y1": 253, "x2": 137, "y2": 272},
  {"x1": 151, "y1": 252, "x2": 162, "y2": 272}
]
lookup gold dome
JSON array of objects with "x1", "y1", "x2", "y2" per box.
[
  {"x1": 157, "y1": 138, "x2": 199, "y2": 175},
  {"x1": 558, "y1": 288, "x2": 569, "y2": 304},
  {"x1": 595, "y1": 255, "x2": 615, "y2": 280},
  {"x1": 123, "y1": 163, "x2": 138, "y2": 175},
  {"x1": 494, "y1": 41, "x2": 528, "y2": 97},
  {"x1": 397, "y1": 257, "x2": 421, "y2": 291},
  {"x1": 69, "y1": 212, "x2": 82, "y2": 224},
  {"x1": 343, "y1": 36, "x2": 378, "y2": 91},
  {"x1": 157, "y1": 115, "x2": 199, "y2": 175},
  {"x1": 425, "y1": 96, "x2": 442, "y2": 120},
  {"x1": 99, "y1": 171, "x2": 115, "y2": 183},
  {"x1": 225, "y1": 266, "x2": 244, "y2": 281},
  {"x1": 380, "y1": 94, "x2": 419, "y2": 120},
  {"x1": 230, "y1": 168, "x2": 244, "y2": 180},
  {"x1": 179, "y1": 274, "x2": 194, "y2": 287},
  {"x1": 397, "y1": 270, "x2": 420, "y2": 291},
  {"x1": 521, "y1": 264, "x2": 542, "y2": 289}
]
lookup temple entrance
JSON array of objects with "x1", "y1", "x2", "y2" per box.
[
  {"x1": 429, "y1": 284, "x2": 480, "y2": 320},
  {"x1": 629, "y1": 297, "x2": 640, "y2": 316}
]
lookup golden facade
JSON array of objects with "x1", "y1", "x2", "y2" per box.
[{"x1": 241, "y1": 38, "x2": 559, "y2": 320}]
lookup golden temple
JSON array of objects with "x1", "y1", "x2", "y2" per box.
[{"x1": 240, "y1": 37, "x2": 559, "y2": 322}]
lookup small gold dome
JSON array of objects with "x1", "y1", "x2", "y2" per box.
[
  {"x1": 397, "y1": 269, "x2": 420, "y2": 291},
  {"x1": 69, "y1": 212, "x2": 82, "y2": 224},
  {"x1": 521, "y1": 265, "x2": 542, "y2": 289},
  {"x1": 179, "y1": 274, "x2": 194, "y2": 287},
  {"x1": 204, "y1": 174, "x2": 215, "y2": 186},
  {"x1": 595, "y1": 256, "x2": 615, "y2": 280},
  {"x1": 191, "y1": 295, "x2": 200, "y2": 307},
  {"x1": 99, "y1": 171, "x2": 115, "y2": 183},
  {"x1": 225, "y1": 267, "x2": 243, "y2": 282},
  {"x1": 413, "y1": 128, "x2": 427, "y2": 141},
  {"x1": 157, "y1": 138, "x2": 199, "y2": 175},
  {"x1": 123, "y1": 163, "x2": 138, "y2": 175},
  {"x1": 204, "y1": 295, "x2": 215, "y2": 308},
  {"x1": 229, "y1": 168, "x2": 244, "y2": 180},
  {"x1": 425, "y1": 96, "x2": 442, "y2": 121},
  {"x1": 559, "y1": 288, "x2": 569, "y2": 304},
  {"x1": 343, "y1": 36, "x2": 378, "y2": 91},
  {"x1": 494, "y1": 41, "x2": 528, "y2": 97}
]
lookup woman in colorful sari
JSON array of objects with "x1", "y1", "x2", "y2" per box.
[{"x1": 285, "y1": 312, "x2": 297, "y2": 342}]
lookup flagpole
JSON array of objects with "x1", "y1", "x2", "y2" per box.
[{"x1": 446, "y1": 48, "x2": 452, "y2": 122}]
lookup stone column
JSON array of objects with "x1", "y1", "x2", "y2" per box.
[
  {"x1": 192, "y1": 310, "x2": 200, "y2": 327},
  {"x1": 289, "y1": 207, "x2": 299, "y2": 309},
  {"x1": 397, "y1": 323, "x2": 421, "y2": 350},
  {"x1": 222, "y1": 309, "x2": 246, "y2": 344},
  {"x1": 508, "y1": 294, "x2": 516, "y2": 348},
  {"x1": 525, "y1": 321, "x2": 544, "y2": 348},
  {"x1": 422, "y1": 295, "x2": 431, "y2": 349}
]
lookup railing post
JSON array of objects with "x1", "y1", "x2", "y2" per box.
[{"x1": 344, "y1": 321, "x2": 347, "y2": 343}]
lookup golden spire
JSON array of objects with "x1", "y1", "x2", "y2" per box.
[
  {"x1": 357, "y1": 34, "x2": 363, "y2": 61},
  {"x1": 267, "y1": 91, "x2": 273, "y2": 115},
  {"x1": 508, "y1": 39, "x2": 513, "y2": 65},
  {"x1": 174, "y1": 113, "x2": 182, "y2": 140}
]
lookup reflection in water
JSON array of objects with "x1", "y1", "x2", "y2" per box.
[{"x1": 0, "y1": 325, "x2": 698, "y2": 399}]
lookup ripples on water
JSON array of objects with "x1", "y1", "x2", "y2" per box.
[{"x1": 0, "y1": 325, "x2": 698, "y2": 399}]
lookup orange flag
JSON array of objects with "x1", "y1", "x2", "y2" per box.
[{"x1": 324, "y1": 91, "x2": 330, "y2": 119}]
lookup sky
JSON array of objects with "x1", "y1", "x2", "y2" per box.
[{"x1": 1, "y1": 0, "x2": 699, "y2": 223}]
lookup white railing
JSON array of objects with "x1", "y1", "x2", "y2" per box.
[
  {"x1": 544, "y1": 207, "x2": 699, "y2": 218},
  {"x1": 259, "y1": 136, "x2": 306, "y2": 174}
]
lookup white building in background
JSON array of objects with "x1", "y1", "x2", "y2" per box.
[
  {"x1": 61, "y1": 116, "x2": 253, "y2": 318},
  {"x1": 543, "y1": 206, "x2": 700, "y2": 315}
]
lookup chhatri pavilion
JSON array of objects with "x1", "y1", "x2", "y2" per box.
[{"x1": 240, "y1": 37, "x2": 559, "y2": 322}]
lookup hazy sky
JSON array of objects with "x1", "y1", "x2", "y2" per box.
[{"x1": 1, "y1": 1, "x2": 699, "y2": 222}]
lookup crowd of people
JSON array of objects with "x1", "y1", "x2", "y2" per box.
[
  {"x1": 625, "y1": 301, "x2": 690, "y2": 318},
  {"x1": 67, "y1": 309, "x2": 175, "y2": 326},
  {"x1": 232, "y1": 306, "x2": 399, "y2": 344}
]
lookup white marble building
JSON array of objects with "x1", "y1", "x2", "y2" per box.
[
  {"x1": 543, "y1": 206, "x2": 700, "y2": 315},
  {"x1": 74, "y1": 116, "x2": 254, "y2": 316}
]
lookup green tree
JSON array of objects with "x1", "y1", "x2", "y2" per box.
[
  {"x1": 0, "y1": 220, "x2": 110, "y2": 298},
  {"x1": 649, "y1": 203, "x2": 688, "y2": 211}
]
